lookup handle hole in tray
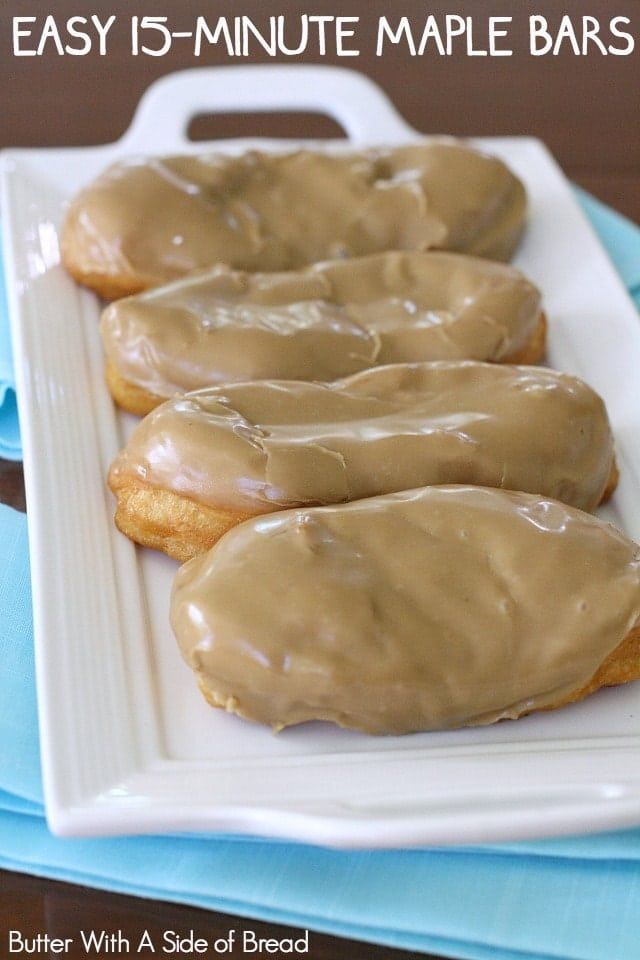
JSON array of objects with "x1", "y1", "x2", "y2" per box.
[{"x1": 187, "y1": 110, "x2": 346, "y2": 142}]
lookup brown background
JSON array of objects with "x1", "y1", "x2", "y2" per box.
[
  {"x1": 2, "y1": 0, "x2": 639, "y2": 220},
  {"x1": 0, "y1": 1, "x2": 638, "y2": 957}
]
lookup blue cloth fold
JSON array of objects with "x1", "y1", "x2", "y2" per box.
[
  {"x1": 1, "y1": 193, "x2": 640, "y2": 959},
  {"x1": 575, "y1": 190, "x2": 640, "y2": 301}
]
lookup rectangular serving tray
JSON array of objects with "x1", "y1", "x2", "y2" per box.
[{"x1": 3, "y1": 65, "x2": 640, "y2": 846}]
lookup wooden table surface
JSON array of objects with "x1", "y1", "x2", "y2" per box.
[{"x1": 0, "y1": 0, "x2": 638, "y2": 956}]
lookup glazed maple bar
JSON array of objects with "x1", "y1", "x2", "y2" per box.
[
  {"x1": 62, "y1": 141, "x2": 527, "y2": 299},
  {"x1": 109, "y1": 361, "x2": 616, "y2": 562},
  {"x1": 171, "y1": 485, "x2": 640, "y2": 735},
  {"x1": 100, "y1": 251, "x2": 545, "y2": 415}
]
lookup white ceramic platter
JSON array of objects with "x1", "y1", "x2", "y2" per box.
[{"x1": 3, "y1": 65, "x2": 640, "y2": 846}]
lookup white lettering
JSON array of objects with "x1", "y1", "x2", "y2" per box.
[
  {"x1": 80, "y1": 930, "x2": 106, "y2": 952},
  {"x1": 137, "y1": 930, "x2": 156, "y2": 953},
  {"x1": 336, "y1": 16, "x2": 359, "y2": 56},
  {"x1": 554, "y1": 16, "x2": 581, "y2": 56},
  {"x1": 610, "y1": 16, "x2": 635, "y2": 55},
  {"x1": 530, "y1": 15, "x2": 553, "y2": 56},
  {"x1": 37, "y1": 16, "x2": 64, "y2": 57},
  {"x1": 65, "y1": 17, "x2": 91, "y2": 56},
  {"x1": 377, "y1": 17, "x2": 416, "y2": 56},
  {"x1": 9, "y1": 931, "x2": 23, "y2": 953},
  {"x1": 162, "y1": 931, "x2": 208, "y2": 954},
  {"x1": 582, "y1": 16, "x2": 608, "y2": 55},
  {"x1": 211, "y1": 929, "x2": 236, "y2": 952},
  {"x1": 194, "y1": 17, "x2": 235, "y2": 56},
  {"x1": 132, "y1": 16, "x2": 172, "y2": 57},
  {"x1": 308, "y1": 16, "x2": 333, "y2": 57},
  {"x1": 445, "y1": 15, "x2": 466, "y2": 55},
  {"x1": 12, "y1": 17, "x2": 37, "y2": 56},
  {"x1": 417, "y1": 17, "x2": 445, "y2": 57},
  {"x1": 277, "y1": 15, "x2": 308, "y2": 56},
  {"x1": 8, "y1": 932, "x2": 72, "y2": 954},
  {"x1": 80, "y1": 930, "x2": 130, "y2": 953},
  {"x1": 242, "y1": 930, "x2": 309, "y2": 954},
  {"x1": 242, "y1": 17, "x2": 277, "y2": 57},
  {"x1": 489, "y1": 16, "x2": 513, "y2": 56},
  {"x1": 92, "y1": 15, "x2": 116, "y2": 56}
]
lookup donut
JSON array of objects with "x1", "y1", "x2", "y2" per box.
[
  {"x1": 170, "y1": 485, "x2": 640, "y2": 734},
  {"x1": 100, "y1": 251, "x2": 545, "y2": 414},
  {"x1": 62, "y1": 141, "x2": 527, "y2": 298},
  {"x1": 108, "y1": 361, "x2": 616, "y2": 562}
]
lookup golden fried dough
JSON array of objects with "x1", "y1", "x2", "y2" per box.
[
  {"x1": 170, "y1": 486, "x2": 640, "y2": 734},
  {"x1": 105, "y1": 313, "x2": 547, "y2": 417},
  {"x1": 62, "y1": 142, "x2": 527, "y2": 298},
  {"x1": 109, "y1": 359, "x2": 616, "y2": 561},
  {"x1": 99, "y1": 251, "x2": 545, "y2": 412},
  {"x1": 111, "y1": 460, "x2": 619, "y2": 565}
]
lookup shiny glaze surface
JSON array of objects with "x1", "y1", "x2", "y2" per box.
[
  {"x1": 101, "y1": 251, "x2": 541, "y2": 398},
  {"x1": 171, "y1": 486, "x2": 640, "y2": 735},
  {"x1": 63, "y1": 141, "x2": 526, "y2": 289},
  {"x1": 111, "y1": 362, "x2": 613, "y2": 514}
]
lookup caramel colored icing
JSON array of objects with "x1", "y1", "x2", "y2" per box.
[
  {"x1": 171, "y1": 486, "x2": 640, "y2": 735},
  {"x1": 101, "y1": 252, "x2": 542, "y2": 400},
  {"x1": 111, "y1": 362, "x2": 613, "y2": 515},
  {"x1": 63, "y1": 142, "x2": 526, "y2": 292}
]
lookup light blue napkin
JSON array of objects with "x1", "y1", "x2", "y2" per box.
[
  {"x1": 1, "y1": 194, "x2": 640, "y2": 960},
  {"x1": 575, "y1": 190, "x2": 640, "y2": 300},
  {"x1": 3, "y1": 505, "x2": 640, "y2": 960}
]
